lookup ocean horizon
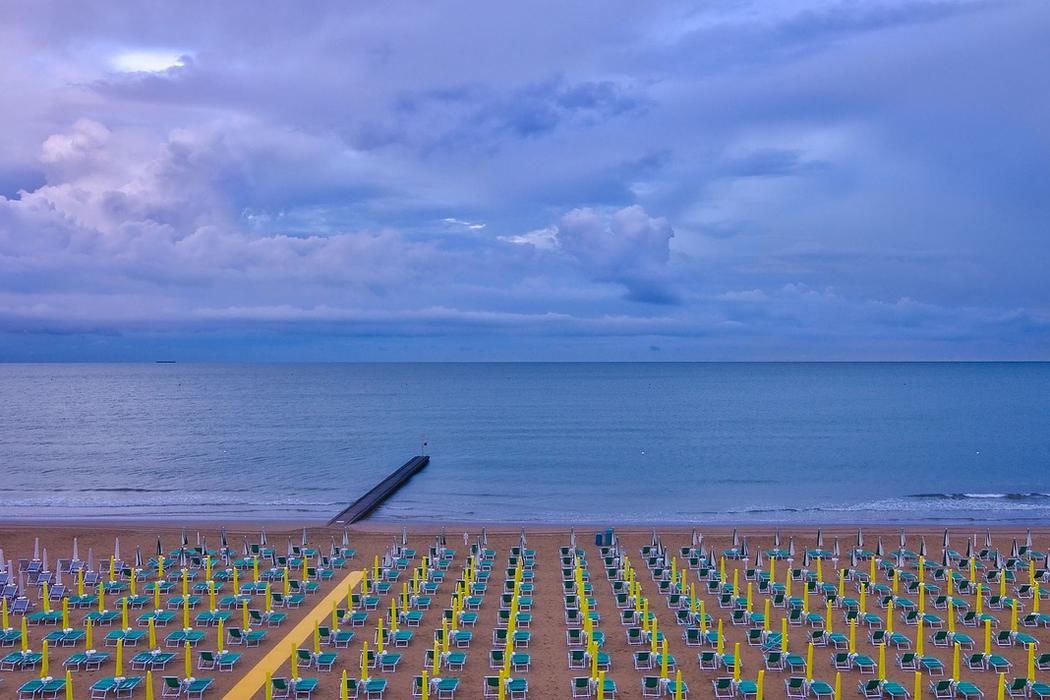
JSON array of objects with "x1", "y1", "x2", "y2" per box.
[{"x1": 3, "y1": 361, "x2": 1049, "y2": 524}]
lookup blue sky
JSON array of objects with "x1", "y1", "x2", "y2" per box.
[{"x1": 0, "y1": 1, "x2": 1048, "y2": 360}]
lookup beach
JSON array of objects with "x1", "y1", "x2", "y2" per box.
[{"x1": 2, "y1": 522, "x2": 1048, "y2": 699}]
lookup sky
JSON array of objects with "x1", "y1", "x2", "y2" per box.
[{"x1": 0, "y1": 1, "x2": 1048, "y2": 361}]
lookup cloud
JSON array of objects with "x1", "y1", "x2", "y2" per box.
[{"x1": 0, "y1": 0, "x2": 1047, "y2": 359}]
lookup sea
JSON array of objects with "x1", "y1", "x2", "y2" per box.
[{"x1": 1, "y1": 362, "x2": 1048, "y2": 524}]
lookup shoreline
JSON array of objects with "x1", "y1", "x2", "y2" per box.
[{"x1": 3, "y1": 517, "x2": 1049, "y2": 531}]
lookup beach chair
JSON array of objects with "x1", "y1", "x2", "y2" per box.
[
  {"x1": 930, "y1": 681, "x2": 954, "y2": 699},
  {"x1": 786, "y1": 677, "x2": 807, "y2": 698},
  {"x1": 1030, "y1": 684, "x2": 1050, "y2": 700},
  {"x1": 883, "y1": 681, "x2": 909, "y2": 699},
  {"x1": 185, "y1": 678, "x2": 214, "y2": 699},
  {"x1": 642, "y1": 676, "x2": 662, "y2": 698},
  {"x1": 951, "y1": 680, "x2": 982, "y2": 700},
  {"x1": 1006, "y1": 679, "x2": 1029, "y2": 699},
  {"x1": 809, "y1": 679, "x2": 835, "y2": 700},
  {"x1": 859, "y1": 680, "x2": 883, "y2": 699},
  {"x1": 162, "y1": 676, "x2": 183, "y2": 697},
  {"x1": 572, "y1": 677, "x2": 592, "y2": 698},
  {"x1": 922, "y1": 656, "x2": 945, "y2": 676}
]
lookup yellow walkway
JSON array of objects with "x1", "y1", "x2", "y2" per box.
[{"x1": 223, "y1": 569, "x2": 364, "y2": 699}]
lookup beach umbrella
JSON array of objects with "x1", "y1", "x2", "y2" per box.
[
  {"x1": 965, "y1": 539, "x2": 973, "y2": 560},
  {"x1": 220, "y1": 527, "x2": 228, "y2": 550},
  {"x1": 286, "y1": 537, "x2": 294, "y2": 557},
  {"x1": 114, "y1": 537, "x2": 121, "y2": 562},
  {"x1": 65, "y1": 670, "x2": 72, "y2": 700},
  {"x1": 145, "y1": 671, "x2": 154, "y2": 700},
  {"x1": 34, "y1": 537, "x2": 40, "y2": 560},
  {"x1": 915, "y1": 672, "x2": 922, "y2": 700},
  {"x1": 833, "y1": 538, "x2": 840, "y2": 558},
  {"x1": 1011, "y1": 540, "x2": 1020, "y2": 558},
  {"x1": 43, "y1": 548, "x2": 49, "y2": 574},
  {"x1": 817, "y1": 529, "x2": 824, "y2": 548},
  {"x1": 876, "y1": 538, "x2": 884, "y2": 558},
  {"x1": 1028, "y1": 642, "x2": 1036, "y2": 682},
  {"x1": 789, "y1": 537, "x2": 796, "y2": 558},
  {"x1": 944, "y1": 530, "x2": 950, "y2": 549},
  {"x1": 733, "y1": 642, "x2": 741, "y2": 682},
  {"x1": 341, "y1": 529, "x2": 349, "y2": 547},
  {"x1": 857, "y1": 529, "x2": 864, "y2": 548},
  {"x1": 116, "y1": 638, "x2": 124, "y2": 675},
  {"x1": 135, "y1": 547, "x2": 143, "y2": 570},
  {"x1": 774, "y1": 529, "x2": 781, "y2": 548},
  {"x1": 85, "y1": 618, "x2": 92, "y2": 649},
  {"x1": 181, "y1": 529, "x2": 188, "y2": 548},
  {"x1": 986, "y1": 530, "x2": 993, "y2": 549},
  {"x1": 732, "y1": 529, "x2": 739, "y2": 548},
  {"x1": 20, "y1": 617, "x2": 28, "y2": 651},
  {"x1": 72, "y1": 538, "x2": 79, "y2": 562},
  {"x1": 878, "y1": 642, "x2": 886, "y2": 681},
  {"x1": 260, "y1": 528, "x2": 267, "y2": 546},
  {"x1": 1026, "y1": 529, "x2": 1033, "y2": 550},
  {"x1": 360, "y1": 640, "x2": 369, "y2": 682},
  {"x1": 850, "y1": 550, "x2": 858, "y2": 569},
  {"x1": 836, "y1": 672, "x2": 842, "y2": 700},
  {"x1": 40, "y1": 639, "x2": 49, "y2": 679},
  {"x1": 183, "y1": 640, "x2": 192, "y2": 681},
  {"x1": 920, "y1": 538, "x2": 928, "y2": 558},
  {"x1": 952, "y1": 643, "x2": 961, "y2": 680},
  {"x1": 806, "y1": 642, "x2": 814, "y2": 682}
]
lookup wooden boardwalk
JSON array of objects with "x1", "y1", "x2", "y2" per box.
[{"x1": 327, "y1": 455, "x2": 430, "y2": 525}]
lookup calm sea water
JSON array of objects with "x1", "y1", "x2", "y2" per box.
[{"x1": 1, "y1": 363, "x2": 1048, "y2": 524}]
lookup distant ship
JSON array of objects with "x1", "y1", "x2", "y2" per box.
[{"x1": 155, "y1": 360, "x2": 177, "y2": 364}]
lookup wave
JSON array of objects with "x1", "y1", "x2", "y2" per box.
[{"x1": 907, "y1": 492, "x2": 1050, "y2": 502}]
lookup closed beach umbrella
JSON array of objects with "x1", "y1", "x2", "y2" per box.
[
  {"x1": 183, "y1": 641, "x2": 192, "y2": 680},
  {"x1": 775, "y1": 529, "x2": 781, "y2": 548},
  {"x1": 899, "y1": 530, "x2": 906, "y2": 550},
  {"x1": 952, "y1": 643, "x2": 960, "y2": 680},
  {"x1": 72, "y1": 538, "x2": 79, "y2": 562},
  {"x1": 817, "y1": 529, "x2": 824, "y2": 548},
  {"x1": 789, "y1": 537, "x2": 796, "y2": 558},
  {"x1": 857, "y1": 529, "x2": 864, "y2": 548},
  {"x1": 732, "y1": 530, "x2": 739, "y2": 548},
  {"x1": 920, "y1": 538, "x2": 928, "y2": 558},
  {"x1": 876, "y1": 538, "x2": 884, "y2": 558},
  {"x1": 146, "y1": 671, "x2": 154, "y2": 700},
  {"x1": 116, "y1": 638, "x2": 123, "y2": 675},
  {"x1": 40, "y1": 639, "x2": 49, "y2": 678}
]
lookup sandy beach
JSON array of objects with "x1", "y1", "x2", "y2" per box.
[{"x1": 1, "y1": 522, "x2": 1048, "y2": 699}]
